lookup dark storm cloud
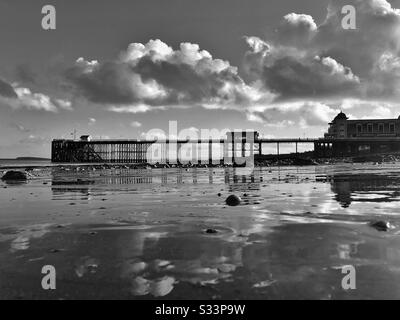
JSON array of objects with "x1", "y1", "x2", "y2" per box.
[
  {"x1": 0, "y1": 78, "x2": 17, "y2": 98},
  {"x1": 66, "y1": 40, "x2": 273, "y2": 112}
]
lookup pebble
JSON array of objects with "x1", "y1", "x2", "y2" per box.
[
  {"x1": 369, "y1": 220, "x2": 394, "y2": 232},
  {"x1": 225, "y1": 194, "x2": 241, "y2": 206}
]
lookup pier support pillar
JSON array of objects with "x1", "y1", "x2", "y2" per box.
[
  {"x1": 208, "y1": 139, "x2": 213, "y2": 166},
  {"x1": 198, "y1": 139, "x2": 202, "y2": 165},
  {"x1": 166, "y1": 140, "x2": 169, "y2": 165}
]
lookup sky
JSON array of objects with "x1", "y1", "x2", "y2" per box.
[{"x1": 1, "y1": 0, "x2": 400, "y2": 157}]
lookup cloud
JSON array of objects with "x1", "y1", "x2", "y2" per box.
[
  {"x1": 0, "y1": 78, "x2": 72, "y2": 112},
  {"x1": 55, "y1": 99, "x2": 73, "y2": 111},
  {"x1": 243, "y1": 0, "x2": 400, "y2": 102},
  {"x1": 247, "y1": 101, "x2": 339, "y2": 128},
  {"x1": 11, "y1": 87, "x2": 59, "y2": 112},
  {"x1": 88, "y1": 118, "x2": 96, "y2": 126},
  {"x1": 4, "y1": 0, "x2": 399, "y2": 130},
  {"x1": 66, "y1": 39, "x2": 274, "y2": 112},
  {"x1": 337, "y1": 98, "x2": 399, "y2": 118},
  {"x1": 13, "y1": 123, "x2": 30, "y2": 133},
  {"x1": 278, "y1": 13, "x2": 318, "y2": 47},
  {"x1": 130, "y1": 121, "x2": 142, "y2": 128}
]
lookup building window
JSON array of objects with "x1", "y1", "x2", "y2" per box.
[
  {"x1": 367, "y1": 124, "x2": 373, "y2": 133},
  {"x1": 357, "y1": 124, "x2": 362, "y2": 134},
  {"x1": 378, "y1": 123, "x2": 384, "y2": 133},
  {"x1": 390, "y1": 123, "x2": 395, "y2": 133}
]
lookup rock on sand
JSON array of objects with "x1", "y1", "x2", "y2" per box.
[
  {"x1": 1, "y1": 171, "x2": 27, "y2": 181},
  {"x1": 225, "y1": 194, "x2": 241, "y2": 206},
  {"x1": 369, "y1": 220, "x2": 394, "y2": 232}
]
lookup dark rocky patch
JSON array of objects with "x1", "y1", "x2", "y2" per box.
[{"x1": 1, "y1": 171, "x2": 27, "y2": 181}]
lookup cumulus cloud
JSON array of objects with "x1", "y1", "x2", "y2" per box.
[
  {"x1": 5, "y1": 0, "x2": 399, "y2": 130},
  {"x1": 278, "y1": 13, "x2": 318, "y2": 47},
  {"x1": 0, "y1": 78, "x2": 72, "y2": 112},
  {"x1": 244, "y1": 0, "x2": 400, "y2": 102},
  {"x1": 66, "y1": 39, "x2": 274, "y2": 112}
]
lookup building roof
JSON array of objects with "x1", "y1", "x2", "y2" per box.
[{"x1": 333, "y1": 111, "x2": 348, "y2": 121}]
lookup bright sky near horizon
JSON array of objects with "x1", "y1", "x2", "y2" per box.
[{"x1": 1, "y1": 0, "x2": 400, "y2": 157}]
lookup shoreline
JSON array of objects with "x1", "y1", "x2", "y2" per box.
[{"x1": 1, "y1": 153, "x2": 400, "y2": 171}]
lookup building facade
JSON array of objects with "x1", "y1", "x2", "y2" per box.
[
  {"x1": 315, "y1": 112, "x2": 400, "y2": 157},
  {"x1": 325, "y1": 111, "x2": 400, "y2": 139}
]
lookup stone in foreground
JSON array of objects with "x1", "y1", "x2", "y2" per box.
[
  {"x1": 369, "y1": 220, "x2": 394, "y2": 232},
  {"x1": 225, "y1": 194, "x2": 241, "y2": 206},
  {"x1": 1, "y1": 170, "x2": 27, "y2": 181}
]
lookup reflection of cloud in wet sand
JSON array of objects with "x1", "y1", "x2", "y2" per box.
[
  {"x1": 122, "y1": 259, "x2": 176, "y2": 297},
  {"x1": 75, "y1": 256, "x2": 100, "y2": 277},
  {"x1": 121, "y1": 255, "x2": 241, "y2": 296},
  {"x1": 121, "y1": 259, "x2": 177, "y2": 297},
  {"x1": 9, "y1": 224, "x2": 51, "y2": 251},
  {"x1": 131, "y1": 276, "x2": 176, "y2": 297}
]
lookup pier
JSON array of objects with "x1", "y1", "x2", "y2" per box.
[
  {"x1": 51, "y1": 133, "x2": 319, "y2": 164},
  {"x1": 52, "y1": 111, "x2": 400, "y2": 164},
  {"x1": 52, "y1": 134, "x2": 400, "y2": 164}
]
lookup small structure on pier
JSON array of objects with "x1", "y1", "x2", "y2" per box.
[{"x1": 80, "y1": 135, "x2": 91, "y2": 142}]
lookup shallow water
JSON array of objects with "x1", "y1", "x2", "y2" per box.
[{"x1": 1, "y1": 163, "x2": 400, "y2": 299}]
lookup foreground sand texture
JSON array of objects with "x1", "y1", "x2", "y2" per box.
[{"x1": 1, "y1": 164, "x2": 400, "y2": 299}]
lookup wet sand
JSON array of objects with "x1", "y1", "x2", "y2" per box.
[{"x1": 1, "y1": 164, "x2": 400, "y2": 299}]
